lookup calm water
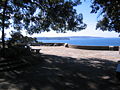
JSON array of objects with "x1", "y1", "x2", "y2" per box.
[{"x1": 38, "y1": 37, "x2": 120, "y2": 46}]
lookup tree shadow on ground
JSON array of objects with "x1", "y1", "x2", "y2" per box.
[{"x1": 0, "y1": 53, "x2": 120, "y2": 90}]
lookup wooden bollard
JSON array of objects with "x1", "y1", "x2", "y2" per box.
[{"x1": 116, "y1": 61, "x2": 120, "y2": 82}]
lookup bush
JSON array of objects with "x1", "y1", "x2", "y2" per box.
[{"x1": 0, "y1": 46, "x2": 31, "y2": 58}]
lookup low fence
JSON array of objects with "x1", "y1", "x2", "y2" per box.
[
  {"x1": 30, "y1": 43, "x2": 119, "y2": 51},
  {"x1": 68, "y1": 44, "x2": 119, "y2": 51},
  {"x1": 31, "y1": 43, "x2": 65, "y2": 46}
]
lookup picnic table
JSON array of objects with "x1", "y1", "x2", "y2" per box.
[
  {"x1": 30, "y1": 48, "x2": 41, "y2": 54},
  {"x1": 15, "y1": 44, "x2": 41, "y2": 54}
]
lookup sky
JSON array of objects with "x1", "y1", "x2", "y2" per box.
[{"x1": 1, "y1": 0, "x2": 119, "y2": 38}]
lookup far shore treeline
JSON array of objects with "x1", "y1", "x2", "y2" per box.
[{"x1": 36, "y1": 36, "x2": 104, "y2": 40}]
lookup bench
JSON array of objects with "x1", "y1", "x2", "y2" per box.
[{"x1": 31, "y1": 49, "x2": 41, "y2": 54}]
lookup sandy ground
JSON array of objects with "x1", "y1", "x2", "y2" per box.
[
  {"x1": 31, "y1": 46, "x2": 120, "y2": 62},
  {"x1": 1, "y1": 46, "x2": 120, "y2": 90}
]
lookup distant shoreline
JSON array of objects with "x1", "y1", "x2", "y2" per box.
[
  {"x1": 37, "y1": 37, "x2": 120, "y2": 46},
  {"x1": 36, "y1": 36, "x2": 105, "y2": 40}
]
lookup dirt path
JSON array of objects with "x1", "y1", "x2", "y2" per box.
[{"x1": 33, "y1": 46, "x2": 120, "y2": 62}]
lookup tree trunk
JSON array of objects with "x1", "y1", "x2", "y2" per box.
[{"x1": 2, "y1": 0, "x2": 8, "y2": 57}]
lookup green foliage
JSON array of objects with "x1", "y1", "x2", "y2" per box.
[
  {"x1": 0, "y1": 0, "x2": 86, "y2": 34},
  {"x1": 1, "y1": 32, "x2": 33, "y2": 57},
  {"x1": 7, "y1": 32, "x2": 37, "y2": 47},
  {"x1": 91, "y1": 0, "x2": 120, "y2": 32}
]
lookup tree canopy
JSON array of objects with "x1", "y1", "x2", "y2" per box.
[
  {"x1": 0, "y1": 0, "x2": 87, "y2": 50},
  {"x1": 0, "y1": 0, "x2": 86, "y2": 34},
  {"x1": 91, "y1": 0, "x2": 120, "y2": 32}
]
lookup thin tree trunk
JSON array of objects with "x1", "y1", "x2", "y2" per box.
[{"x1": 2, "y1": 0, "x2": 8, "y2": 57}]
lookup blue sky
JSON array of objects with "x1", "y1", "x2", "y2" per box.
[{"x1": 1, "y1": 0, "x2": 119, "y2": 38}]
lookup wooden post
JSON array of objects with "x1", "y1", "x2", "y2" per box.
[{"x1": 118, "y1": 46, "x2": 120, "y2": 54}]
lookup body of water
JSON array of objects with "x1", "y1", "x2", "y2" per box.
[{"x1": 38, "y1": 37, "x2": 120, "y2": 46}]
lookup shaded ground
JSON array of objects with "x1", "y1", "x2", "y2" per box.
[{"x1": 0, "y1": 53, "x2": 120, "y2": 90}]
